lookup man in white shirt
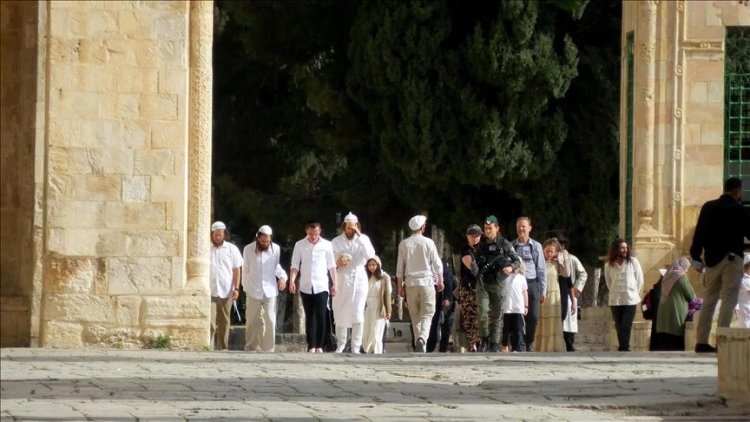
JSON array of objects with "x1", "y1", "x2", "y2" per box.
[
  {"x1": 332, "y1": 212, "x2": 376, "y2": 354},
  {"x1": 396, "y1": 215, "x2": 444, "y2": 353},
  {"x1": 242, "y1": 225, "x2": 288, "y2": 352},
  {"x1": 210, "y1": 221, "x2": 243, "y2": 350},
  {"x1": 289, "y1": 221, "x2": 338, "y2": 353},
  {"x1": 604, "y1": 238, "x2": 644, "y2": 352}
]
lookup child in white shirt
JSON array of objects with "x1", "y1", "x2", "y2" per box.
[{"x1": 501, "y1": 263, "x2": 528, "y2": 352}]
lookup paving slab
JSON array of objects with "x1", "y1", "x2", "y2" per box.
[{"x1": 1, "y1": 349, "x2": 749, "y2": 421}]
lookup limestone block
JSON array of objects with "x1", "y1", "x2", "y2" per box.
[
  {"x1": 122, "y1": 120, "x2": 150, "y2": 147},
  {"x1": 151, "y1": 175, "x2": 184, "y2": 202},
  {"x1": 114, "y1": 94, "x2": 139, "y2": 119},
  {"x1": 154, "y1": 12, "x2": 187, "y2": 40},
  {"x1": 103, "y1": 39, "x2": 138, "y2": 67},
  {"x1": 44, "y1": 255, "x2": 94, "y2": 294},
  {"x1": 717, "y1": 328, "x2": 750, "y2": 402},
  {"x1": 95, "y1": 231, "x2": 130, "y2": 256},
  {"x1": 688, "y1": 81, "x2": 707, "y2": 103},
  {"x1": 126, "y1": 230, "x2": 179, "y2": 257},
  {"x1": 44, "y1": 294, "x2": 112, "y2": 322},
  {"x1": 112, "y1": 296, "x2": 142, "y2": 326},
  {"x1": 51, "y1": 147, "x2": 135, "y2": 175},
  {"x1": 151, "y1": 120, "x2": 186, "y2": 148},
  {"x1": 82, "y1": 325, "x2": 142, "y2": 348},
  {"x1": 157, "y1": 68, "x2": 187, "y2": 96},
  {"x1": 113, "y1": 67, "x2": 159, "y2": 93},
  {"x1": 139, "y1": 93, "x2": 178, "y2": 120},
  {"x1": 68, "y1": 174, "x2": 122, "y2": 201},
  {"x1": 700, "y1": 123, "x2": 723, "y2": 145},
  {"x1": 49, "y1": 119, "x2": 124, "y2": 148},
  {"x1": 42, "y1": 321, "x2": 83, "y2": 348},
  {"x1": 48, "y1": 8, "x2": 70, "y2": 38},
  {"x1": 122, "y1": 176, "x2": 150, "y2": 202},
  {"x1": 165, "y1": 326, "x2": 210, "y2": 350},
  {"x1": 104, "y1": 202, "x2": 166, "y2": 229},
  {"x1": 685, "y1": 102, "x2": 723, "y2": 127},
  {"x1": 134, "y1": 149, "x2": 174, "y2": 176},
  {"x1": 706, "y1": 81, "x2": 722, "y2": 103},
  {"x1": 142, "y1": 295, "x2": 209, "y2": 322},
  {"x1": 107, "y1": 257, "x2": 172, "y2": 295},
  {"x1": 50, "y1": 91, "x2": 100, "y2": 119},
  {"x1": 117, "y1": 10, "x2": 142, "y2": 37}
]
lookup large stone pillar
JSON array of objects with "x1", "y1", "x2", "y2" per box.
[{"x1": 185, "y1": 1, "x2": 213, "y2": 296}]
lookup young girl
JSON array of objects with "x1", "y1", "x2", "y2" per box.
[{"x1": 363, "y1": 256, "x2": 392, "y2": 353}]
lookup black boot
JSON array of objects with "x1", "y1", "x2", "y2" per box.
[{"x1": 488, "y1": 342, "x2": 499, "y2": 353}]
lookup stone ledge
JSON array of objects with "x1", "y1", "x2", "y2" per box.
[{"x1": 716, "y1": 327, "x2": 750, "y2": 403}]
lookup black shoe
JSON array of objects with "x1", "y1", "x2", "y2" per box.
[
  {"x1": 479, "y1": 337, "x2": 489, "y2": 353},
  {"x1": 526, "y1": 343, "x2": 534, "y2": 352},
  {"x1": 695, "y1": 343, "x2": 717, "y2": 353},
  {"x1": 488, "y1": 342, "x2": 499, "y2": 353}
]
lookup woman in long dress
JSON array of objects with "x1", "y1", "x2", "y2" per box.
[
  {"x1": 533, "y1": 238, "x2": 567, "y2": 352},
  {"x1": 654, "y1": 257, "x2": 695, "y2": 351}
]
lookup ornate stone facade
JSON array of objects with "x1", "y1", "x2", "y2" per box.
[
  {"x1": 620, "y1": 0, "x2": 748, "y2": 290},
  {"x1": 1, "y1": 1, "x2": 213, "y2": 349}
]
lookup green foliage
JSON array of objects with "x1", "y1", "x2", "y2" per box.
[
  {"x1": 151, "y1": 335, "x2": 172, "y2": 350},
  {"x1": 212, "y1": 0, "x2": 620, "y2": 267}
]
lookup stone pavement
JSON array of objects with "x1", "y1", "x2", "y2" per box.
[{"x1": 1, "y1": 348, "x2": 749, "y2": 421}]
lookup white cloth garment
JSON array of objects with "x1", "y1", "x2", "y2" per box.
[
  {"x1": 241, "y1": 242, "x2": 288, "y2": 300},
  {"x1": 502, "y1": 273, "x2": 528, "y2": 314},
  {"x1": 210, "y1": 241, "x2": 243, "y2": 299},
  {"x1": 605, "y1": 257, "x2": 644, "y2": 306},
  {"x1": 563, "y1": 254, "x2": 587, "y2": 333},
  {"x1": 331, "y1": 233, "x2": 375, "y2": 327},
  {"x1": 290, "y1": 237, "x2": 336, "y2": 294}
]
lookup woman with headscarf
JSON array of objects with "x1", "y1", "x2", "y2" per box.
[{"x1": 655, "y1": 257, "x2": 696, "y2": 351}]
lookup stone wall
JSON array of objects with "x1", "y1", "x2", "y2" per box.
[
  {"x1": 0, "y1": 1, "x2": 39, "y2": 347},
  {"x1": 1, "y1": 1, "x2": 214, "y2": 349},
  {"x1": 621, "y1": 0, "x2": 749, "y2": 297}
]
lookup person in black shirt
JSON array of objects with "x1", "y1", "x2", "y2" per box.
[
  {"x1": 427, "y1": 260, "x2": 457, "y2": 352},
  {"x1": 690, "y1": 177, "x2": 750, "y2": 353},
  {"x1": 457, "y1": 225, "x2": 483, "y2": 351}
]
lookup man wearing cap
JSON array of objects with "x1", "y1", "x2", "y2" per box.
[
  {"x1": 242, "y1": 225, "x2": 288, "y2": 352},
  {"x1": 690, "y1": 177, "x2": 750, "y2": 352},
  {"x1": 396, "y1": 215, "x2": 444, "y2": 353},
  {"x1": 210, "y1": 221, "x2": 243, "y2": 350},
  {"x1": 512, "y1": 216, "x2": 546, "y2": 352},
  {"x1": 474, "y1": 215, "x2": 521, "y2": 352},
  {"x1": 331, "y1": 212, "x2": 376, "y2": 353}
]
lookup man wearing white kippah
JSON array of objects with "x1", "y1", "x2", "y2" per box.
[
  {"x1": 396, "y1": 215, "x2": 444, "y2": 353},
  {"x1": 210, "y1": 221, "x2": 243, "y2": 350},
  {"x1": 242, "y1": 225, "x2": 288, "y2": 352},
  {"x1": 332, "y1": 212, "x2": 376, "y2": 354}
]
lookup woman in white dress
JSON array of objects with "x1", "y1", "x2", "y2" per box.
[{"x1": 362, "y1": 256, "x2": 392, "y2": 354}]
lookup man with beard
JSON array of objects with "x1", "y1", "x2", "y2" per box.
[
  {"x1": 331, "y1": 212, "x2": 376, "y2": 353},
  {"x1": 210, "y1": 221, "x2": 243, "y2": 350},
  {"x1": 604, "y1": 238, "x2": 644, "y2": 351},
  {"x1": 242, "y1": 225, "x2": 288, "y2": 352}
]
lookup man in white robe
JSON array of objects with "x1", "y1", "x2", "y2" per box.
[{"x1": 331, "y1": 212, "x2": 376, "y2": 353}]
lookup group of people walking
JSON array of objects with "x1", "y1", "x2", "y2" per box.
[{"x1": 206, "y1": 177, "x2": 749, "y2": 354}]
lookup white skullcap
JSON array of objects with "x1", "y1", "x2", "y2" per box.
[
  {"x1": 211, "y1": 221, "x2": 226, "y2": 231},
  {"x1": 744, "y1": 253, "x2": 750, "y2": 266},
  {"x1": 258, "y1": 225, "x2": 272, "y2": 235},
  {"x1": 344, "y1": 212, "x2": 358, "y2": 223},
  {"x1": 408, "y1": 215, "x2": 427, "y2": 231}
]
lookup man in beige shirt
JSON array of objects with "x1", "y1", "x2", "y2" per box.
[{"x1": 396, "y1": 215, "x2": 444, "y2": 353}]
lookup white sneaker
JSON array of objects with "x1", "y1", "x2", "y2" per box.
[{"x1": 335, "y1": 345, "x2": 345, "y2": 353}]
